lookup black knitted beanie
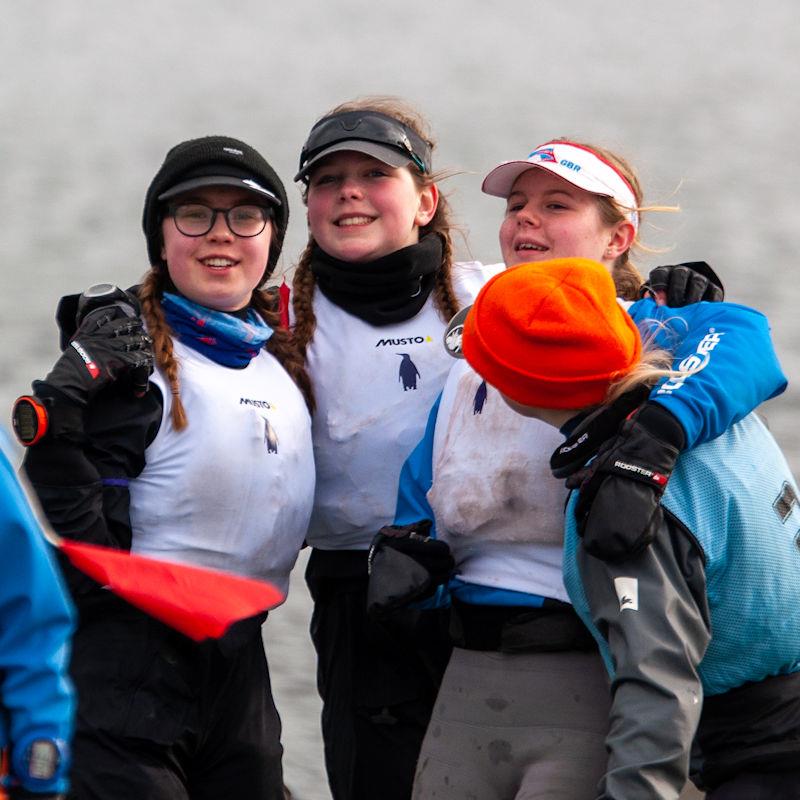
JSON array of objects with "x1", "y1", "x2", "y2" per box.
[{"x1": 142, "y1": 136, "x2": 289, "y2": 280}]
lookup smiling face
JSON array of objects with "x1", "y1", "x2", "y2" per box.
[
  {"x1": 499, "y1": 169, "x2": 633, "y2": 270},
  {"x1": 305, "y1": 151, "x2": 438, "y2": 263},
  {"x1": 160, "y1": 186, "x2": 272, "y2": 312}
]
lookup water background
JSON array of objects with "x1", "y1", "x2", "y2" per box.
[{"x1": 2, "y1": 3, "x2": 797, "y2": 797}]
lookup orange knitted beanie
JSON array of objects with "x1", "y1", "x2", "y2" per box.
[{"x1": 462, "y1": 258, "x2": 642, "y2": 409}]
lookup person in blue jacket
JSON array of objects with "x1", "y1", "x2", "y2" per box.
[
  {"x1": 368, "y1": 140, "x2": 787, "y2": 800},
  {"x1": 0, "y1": 430, "x2": 74, "y2": 799},
  {"x1": 461, "y1": 257, "x2": 799, "y2": 800}
]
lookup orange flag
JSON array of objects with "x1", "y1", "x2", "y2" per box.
[{"x1": 58, "y1": 540, "x2": 285, "y2": 641}]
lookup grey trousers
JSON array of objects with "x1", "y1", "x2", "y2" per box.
[{"x1": 412, "y1": 647, "x2": 611, "y2": 800}]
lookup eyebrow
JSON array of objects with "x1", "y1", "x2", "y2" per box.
[{"x1": 508, "y1": 187, "x2": 576, "y2": 202}]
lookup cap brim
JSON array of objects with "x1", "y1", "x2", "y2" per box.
[
  {"x1": 294, "y1": 141, "x2": 413, "y2": 182},
  {"x1": 481, "y1": 162, "x2": 541, "y2": 198},
  {"x1": 158, "y1": 175, "x2": 281, "y2": 206},
  {"x1": 481, "y1": 160, "x2": 616, "y2": 200}
]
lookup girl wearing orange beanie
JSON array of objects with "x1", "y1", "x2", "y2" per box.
[
  {"x1": 462, "y1": 257, "x2": 800, "y2": 800},
  {"x1": 372, "y1": 139, "x2": 787, "y2": 800}
]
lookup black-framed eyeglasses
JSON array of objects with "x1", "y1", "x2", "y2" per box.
[
  {"x1": 295, "y1": 110, "x2": 432, "y2": 182},
  {"x1": 167, "y1": 203, "x2": 272, "y2": 238}
]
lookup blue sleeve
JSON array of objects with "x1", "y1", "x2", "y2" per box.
[
  {"x1": 394, "y1": 393, "x2": 441, "y2": 537},
  {"x1": 393, "y1": 395, "x2": 450, "y2": 609},
  {"x1": 0, "y1": 434, "x2": 74, "y2": 792},
  {"x1": 628, "y1": 298, "x2": 787, "y2": 448}
]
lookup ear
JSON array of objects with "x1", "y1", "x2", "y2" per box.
[
  {"x1": 414, "y1": 183, "x2": 439, "y2": 227},
  {"x1": 604, "y1": 220, "x2": 636, "y2": 261}
]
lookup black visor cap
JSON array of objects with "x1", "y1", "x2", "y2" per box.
[{"x1": 295, "y1": 110, "x2": 432, "y2": 182}]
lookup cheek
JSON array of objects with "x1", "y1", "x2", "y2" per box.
[
  {"x1": 305, "y1": 192, "x2": 328, "y2": 236},
  {"x1": 498, "y1": 218, "x2": 515, "y2": 254},
  {"x1": 161, "y1": 225, "x2": 193, "y2": 268},
  {"x1": 165, "y1": 257, "x2": 191, "y2": 297},
  {"x1": 375, "y1": 182, "x2": 419, "y2": 222},
  {"x1": 572, "y1": 226, "x2": 612, "y2": 261},
  {"x1": 243, "y1": 235, "x2": 272, "y2": 271}
]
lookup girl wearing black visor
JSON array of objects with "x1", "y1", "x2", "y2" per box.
[{"x1": 290, "y1": 98, "x2": 495, "y2": 800}]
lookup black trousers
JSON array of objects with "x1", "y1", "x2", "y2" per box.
[
  {"x1": 707, "y1": 770, "x2": 800, "y2": 799},
  {"x1": 67, "y1": 598, "x2": 283, "y2": 800},
  {"x1": 306, "y1": 549, "x2": 452, "y2": 800}
]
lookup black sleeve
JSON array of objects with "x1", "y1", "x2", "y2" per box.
[
  {"x1": 22, "y1": 382, "x2": 163, "y2": 596},
  {"x1": 577, "y1": 510, "x2": 711, "y2": 800}
]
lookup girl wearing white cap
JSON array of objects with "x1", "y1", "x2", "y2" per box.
[
  {"x1": 371, "y1": 139, "x2": 786, "y2": 799},
  {"x1": 462, "y1": 257, "x2": 800, "y2": 800},
  {"x1": 290, "y1": 97, "x2": 495, "y2": 800}
]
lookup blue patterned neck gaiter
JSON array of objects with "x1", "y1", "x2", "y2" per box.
[{"x1": 162, "y1": 292, "x2": 273, "y2": 368}]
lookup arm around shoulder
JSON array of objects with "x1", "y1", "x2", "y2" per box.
[{"x1": 629, "y1": 298, "x2": 787, "y2": 448}]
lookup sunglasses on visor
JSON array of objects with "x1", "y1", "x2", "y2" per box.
[{"x1": 295, "y1": 110, "x2": 432, "y2": 182}]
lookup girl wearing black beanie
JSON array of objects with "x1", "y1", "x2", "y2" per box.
[{"x1": 20, "y1": 135, "x2": 315, "y2": 800}]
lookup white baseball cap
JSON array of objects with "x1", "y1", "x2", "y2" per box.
[{"x1": 482, "y1": 140, "x2": 639, "y2": 228}]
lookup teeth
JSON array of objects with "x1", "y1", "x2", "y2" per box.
[
  {"x1": 203, "y1": 258, "x2": 235, "y2": 267},
  {"x1": 337, "y1": 216, "x2": 372, "y2": 227},
  {"x1": 517, "y1": 243, "x2": 546, "y2": 251}
]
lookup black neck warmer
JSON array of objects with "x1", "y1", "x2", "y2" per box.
[{"x1": 310, "y1": 235, "x2": 443, "y2": 326}]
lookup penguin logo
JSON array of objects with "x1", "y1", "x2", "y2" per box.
[
  {"x1": 473, "y1": 381, "x2": 487, "y2": 414},
  {"x1": 397, "y1": 353, "x2": 420, "y2": 391},
  {"x1": 263, "y1": 417, "x2": 279, "y2": 453}
]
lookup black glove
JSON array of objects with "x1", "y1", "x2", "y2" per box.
[
  {"x1": 642, "y1": 260, "x2": 724, "y2": 306},
  {"x1": 34, "y1": 293, "x2": 153, "y2": 408},
  {"x1": 366, "y1": 520, "x2": 455, "y2": 619},
  {"x1": 565, "y1": 403, "x2": 685, "y2": 562}
]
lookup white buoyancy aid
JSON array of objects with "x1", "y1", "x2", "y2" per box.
[
  {"x1": 306, "y1": 261, "x2": 497, "y2": 550},
  {"x1": 129, "y1": 340, "x2": 315, "y2": 595},
  {"x1": 428, "y1": 360, "x2": 570, "y2": 601}
]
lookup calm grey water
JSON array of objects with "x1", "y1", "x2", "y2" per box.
[{"x1": 3, "y1": 3, "x2": 796, "y2": 797}]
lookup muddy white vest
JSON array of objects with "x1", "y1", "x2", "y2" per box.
[{"x1": 427, "y1": 359, "x2": 570, "y2": 601}]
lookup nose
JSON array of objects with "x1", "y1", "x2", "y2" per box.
[
  {"x1": 206, "y1": 210, "x2": 234, "y2": 241},
  {"x1": 339, "y1": 175, "x2": 364, "y2": 200},
  {"x1": 516, "y1": 203, "x2": 540, "y2": 227}
]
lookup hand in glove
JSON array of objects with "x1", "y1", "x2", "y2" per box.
[
  {"x1": 367, "y1": 520, "x2": 455, "y2": 618},
  {"x1": 642, "y1": 260, "x2": 724, "y2": 306},
  {"x1": 566, "y1": 403, "x2": 685, "y2": 562},
  {"x1": 35, "y1": 294, "x2": 153, "y2": 408}
]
